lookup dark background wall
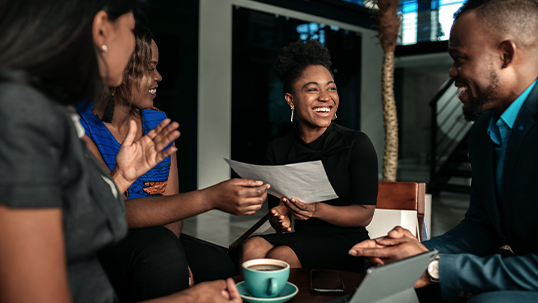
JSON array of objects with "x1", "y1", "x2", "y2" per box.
[
  {"x1": 138, "y1": 0, "x2": 200, "y2": 192},
  {"x1": 137, "y1": 0, "x2": 370, "y2": 189},
  {"x1": 231, "y1": 7, "x2": 363, "y2": 167},
  {"x1": 137, "y1": 0, "x2": 439, "y2": 190}
]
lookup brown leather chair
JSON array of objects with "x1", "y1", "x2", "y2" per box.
[{"x1": 371, "y1": 181, "x2": 428, "y2": 241}]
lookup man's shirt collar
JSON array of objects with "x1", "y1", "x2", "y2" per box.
[{"x1": 501, "y1": 80, "x2": 537, "y2": 129}]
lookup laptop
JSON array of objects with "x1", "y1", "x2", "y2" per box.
[{"x1": 326, "y1": 250, "x2": 438, "y2": 303}]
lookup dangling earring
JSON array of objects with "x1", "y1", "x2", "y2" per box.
[
  {"x1": 290, "y1": 105, "x2": 295, "y2": 123},
  {"x1": 101, "y1": 94, "x2": 115, "y2": 123},
  {"x1": 101, "y1": 45, "x2": 108, "y2": 53}
]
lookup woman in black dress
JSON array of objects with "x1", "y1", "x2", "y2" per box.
[{"x1": 241, "y1": 40, "x2": 378, "y2": 272}]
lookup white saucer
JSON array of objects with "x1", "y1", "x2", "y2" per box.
[{"x1": 236, "y1": 281, "x2": 298, "y2": 303}]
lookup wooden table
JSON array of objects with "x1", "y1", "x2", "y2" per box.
[{"x1": 233, "y1": 268, "x2": 364, "y2": 303}]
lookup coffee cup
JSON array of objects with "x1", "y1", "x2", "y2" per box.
[{"x1": 242, "y1": 258, "x2": 290, "y2": 298}]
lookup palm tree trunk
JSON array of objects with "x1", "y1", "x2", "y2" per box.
[
  {"x1": 376, "y1": 0, "x2": 400, "y2": 182},
  {"x1": 381, "y1": 51, "x2": 398, "y2": 181}
]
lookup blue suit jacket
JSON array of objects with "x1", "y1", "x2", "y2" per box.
[{"x1": 423, "y1": 84, "x2": 538, "y2": 300}]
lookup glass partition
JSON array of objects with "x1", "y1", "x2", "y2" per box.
[{"x1": 400, "y1": 0, "x2": 465, "y2": 45}]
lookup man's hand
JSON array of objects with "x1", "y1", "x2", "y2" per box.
[
  {"x1": 209, "y1": 179, "x2": 270, "y2": 216},
  {"x1": 270, "y1": 201, "x2": 291, "y2": 232},
  {"x1": 114, "y1": 119, "x2": 180, "y2": 192},
  {"x1": 348, "y1": 238, "x2": 387, "y2": 267},
  {"x1": 349, "y1": 226, "x2": 426, "y2": 263},
  {"x1": 385, "y1": 226, "x2": 418, "y2": 240},
  {"x1": 348, "y1": 226, "x2": 431, "y2": 288},
  {"x1": 282, "y1": 197, "x2": 316, "y2": 220}
]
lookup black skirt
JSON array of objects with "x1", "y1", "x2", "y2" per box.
[{"x1": 258, "y1": 229, "x2": 369, "y2": 273}]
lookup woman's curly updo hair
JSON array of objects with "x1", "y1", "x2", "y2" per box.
[{"x1": 273, "y1": 39, "x2": 333, "y2": 94}]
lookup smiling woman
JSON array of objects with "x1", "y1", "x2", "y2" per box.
[
  {"x1": 110, "y1": 23, "x2": 161, "y2": 116},
  {"x1": 78, "y1": 22, "x2": 238, "y2": 302},
  {"x1": 79, "y1": 23, "x2": 169, "y2": 201},
  {"x1": 78, "y1": 23, "x2": 188, "y2": 301},
  {"x1": 286, "y1": 64, "x2": 339, "y2": 140},
  {"x1": 240, "y1": 40, "x2": 379, "y2": 272}
]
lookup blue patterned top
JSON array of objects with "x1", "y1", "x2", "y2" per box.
[{"x1": 78, "y1": 103, "x2": 172, "y2": 199}]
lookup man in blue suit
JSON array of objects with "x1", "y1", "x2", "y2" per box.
[{"x1": 349, "y1": 0, "x2": 538, "y2": 302}]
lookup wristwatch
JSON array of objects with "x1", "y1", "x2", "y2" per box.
[{"x1": 427, "y1": 254, "x2": 441, "y2": 283}]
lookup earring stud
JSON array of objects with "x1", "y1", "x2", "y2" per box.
[{"x1": 101, "y1": 45, "x2": 108, "y2": 53}]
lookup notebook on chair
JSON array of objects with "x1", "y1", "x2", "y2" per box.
[{"x1": 326, "y1": 250, "x2": 438, "y2": 303}]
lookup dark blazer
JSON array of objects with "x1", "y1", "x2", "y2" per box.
[{"x1": 423, "y1": 83, "x2": 538, "y2": 301}]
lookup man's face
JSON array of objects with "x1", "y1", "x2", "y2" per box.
[{"x1": 448, "y1": 11, "x2": 502, "y2": 121}]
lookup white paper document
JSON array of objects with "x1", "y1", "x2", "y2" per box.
[{"x1": 224, "y1": 158, "x2": 338, "y2": 203}]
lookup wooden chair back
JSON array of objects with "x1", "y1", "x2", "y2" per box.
[{"x1": 369, "y1": 181, "x2": 428, "y2": 241}]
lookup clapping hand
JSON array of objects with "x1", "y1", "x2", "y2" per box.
[
  {"x1": 270, "y1": 200, "x2": 291, "y2": 232},
  {"x1": 113, "y1": 118, "x2": 180, "y2": 192}
]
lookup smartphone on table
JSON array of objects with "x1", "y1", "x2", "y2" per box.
[{"x1": 310, "y1": 269, "x2": 345, "y2": 293}]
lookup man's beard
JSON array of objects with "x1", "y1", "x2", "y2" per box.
[
  {"x1": 462, "y1": 71, "x2": 499, "y2": 122},
  {"x1": 463, "y1": 96, "x2": 487, "y2": 121}
]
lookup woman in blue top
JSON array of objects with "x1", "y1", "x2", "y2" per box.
[{"x1": 79, "y1": 23, "x2": 269, "y2": 302}]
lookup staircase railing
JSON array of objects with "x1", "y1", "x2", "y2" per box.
[{"x1": 429, "y1": 78, "x2": 473, "y2": 194}]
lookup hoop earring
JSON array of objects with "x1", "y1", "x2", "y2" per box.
[
  {"x1": 290, "y1": 105, "x2": 295, "y2": 123},
  {"x1": 101, "y1": 45, "x2": 108, "y2": 53}
]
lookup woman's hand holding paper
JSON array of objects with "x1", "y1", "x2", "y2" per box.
[
  {"x1": 283, "y1": 197, "x2": 317, "y2": 220},
  {"x1": 270, "y1": 201, "x2": 292, "y2": 232}
]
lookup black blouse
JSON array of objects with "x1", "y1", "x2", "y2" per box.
[{"x1": 266, "y1": 123, "x2": 378, "y2": 234}]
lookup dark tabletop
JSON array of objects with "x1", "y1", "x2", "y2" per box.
[{"x1": 233, "y1": 268, "x2": 364, "y2": 303}]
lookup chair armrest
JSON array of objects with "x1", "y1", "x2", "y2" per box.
[
  {"x1": 182, "y1": 214, "x2": 271, "y2": 275},
  {"x1": 228, "y1": 213, "x2": 270, "y2": 254},
  {"x1": 227, "y1": 213, "x2": 271, "y2": 272}
]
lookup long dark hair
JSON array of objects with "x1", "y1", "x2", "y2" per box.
[
  {"x1": 0, "y1": 0, "x2": 136, "y2": 106},
  {"x1": 101, "y1": 21, "x2": 152, "y2": 122},
  {"x1": 114, "y1": 22, "x2": 153, "y2": 105}
]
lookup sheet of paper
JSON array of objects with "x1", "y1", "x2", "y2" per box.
[{"x1": 224, "y1": 158, "x2": 338, "y2": 203}]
